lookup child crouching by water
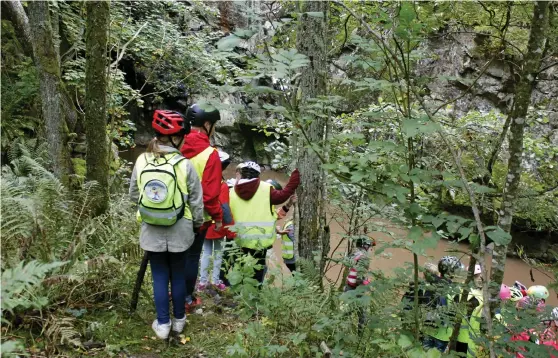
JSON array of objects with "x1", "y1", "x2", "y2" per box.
[{"x1": 344, "y1": 232, "x2": 375, "y2": 332}]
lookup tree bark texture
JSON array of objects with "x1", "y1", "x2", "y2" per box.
[
  {"x1": 295, "y1": 1, "x2": 328, "y2": 261},
  {"x1": 2, "y1": 0, "x2": 34, "y2": 56},
  {"x1": 489, "y1": 1, "x2": 550, "y2": 302},
  {"x1": 4, "y1": 1, "x2": 80, "y2": 133},
  {"x1": 85, "y1": 1, "x2": 110, "y2": 215},
  {"x1": 28, "y1": 1, "x2": 71, "y2": 183}
]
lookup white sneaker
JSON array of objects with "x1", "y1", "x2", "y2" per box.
[
  {"x1": 152, "y1": 319, "x2": 171, "y2": 339},
  {"x1": 172, "y1": 316, "x2": 187, "y2": 334}
]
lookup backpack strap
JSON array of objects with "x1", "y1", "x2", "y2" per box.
[
  {"x1": 167, "y1": 154, "x2": 187, "y2": 214},
  {"x1": 167, "y1": 154, "x2": 186, "y2": 166}
]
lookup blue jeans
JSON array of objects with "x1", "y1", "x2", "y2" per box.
[
  {"x1": 149, "y1": 251, "x2": 187, "y2": 324},
  {"x1": 422, "y1": 336, "x2": 448, "y2": 352},
  {"x1": 185, "y1": 228, "x2": 206, "y2": 302}
]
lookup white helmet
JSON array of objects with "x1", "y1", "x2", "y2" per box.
[
  {"x1": 238, "y1": 161, "x2": 261, "y2": 173},
  {"x1": 552, "y1": 307, "x2": 558, "y2": 325},
  {"x1": 509, "y1": 286, "x2": 524, "y2": 302},
  {"x1": 438, "y1": 256, "x2": 464, "y2": 278}
]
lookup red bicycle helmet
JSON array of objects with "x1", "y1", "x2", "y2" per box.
[{"x1": 152, "y1": 110, "x2": 188, "y2": 136}]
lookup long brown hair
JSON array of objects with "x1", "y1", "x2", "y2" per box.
[{"x1": 146, "y1": 137, "x2": 166, "y2": 158}]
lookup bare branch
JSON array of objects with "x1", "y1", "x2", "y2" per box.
[
  {"x1": 110, "y1": 22, "x2": 148, "y2": 69},
  {"x1": 537, "y1": 61, "x2": 558, "y2": 75},
  {"x1": 432, "y1": 59, "x2": 494, "y2": 116}
]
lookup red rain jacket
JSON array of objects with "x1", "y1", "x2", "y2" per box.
[{"x1": 181, "y1": 130, "x2": 223, "y2": 225}]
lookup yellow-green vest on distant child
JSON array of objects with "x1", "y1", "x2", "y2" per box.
[
  {"x1": 188, "y1": 146, "x2": 216, "y2": 222},
  {"x1": 457, "y1": 288, "x2": 484, "y2": 358},
  {"x1": 229, "y1": 181, "x2": 277, "y2": 250},
  {"x1": 281, "y1": 221, "x2": 294, "y2": 259}
]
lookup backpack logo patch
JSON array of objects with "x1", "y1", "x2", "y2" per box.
[{"x1": 144, "y1": 179, "x2": 168, "y2": 203}]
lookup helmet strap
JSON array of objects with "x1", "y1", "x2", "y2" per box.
[
  {"x1": 206, "y1": 122, "x2": 215, "y2": 137},
  {"x1": 170, "y1": 136, "x2": 182, "y2": 150}
]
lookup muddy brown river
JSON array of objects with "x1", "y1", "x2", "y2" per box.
[{"x1": 122, "y1": 146, "x2": 556, "y2": 305}]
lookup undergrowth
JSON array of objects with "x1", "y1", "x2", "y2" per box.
[{"x1": 2, "y1": 140, "x2": 558, "y2": 358}]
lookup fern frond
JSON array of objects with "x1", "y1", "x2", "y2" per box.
[
  {"x1": 1, "y1": 260, "x2": 67, "y2": 314},
  {"x1": 45, "y1": 316, "x2": 82, "y2": 348},
  {"x1": 0, "y1": 340, "x2": 24, "y2": 355}
]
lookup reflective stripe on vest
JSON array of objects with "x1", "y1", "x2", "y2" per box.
[
  {"x1": 188, "y1": 146, "x2": 216, "y2": 222},
  {"x1": 281, "y1": 221, "x2": 294, "y2": 259},
  {"x1": 229, "y1": 181, "x2": 277, "y2": 249},
  {"x1": 135, "y1": 152, "x2": 193, "y2": 222}
]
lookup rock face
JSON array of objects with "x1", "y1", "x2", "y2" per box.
[
  {"x1": 420, "y1": 31, "x2": 558, "y2": 255},
  {"x1": 130, "y1": 1, "x2": 280, "y2": 164},
  {"x1": 418, "y1": 32, "x2": 558, "y2": 117}
]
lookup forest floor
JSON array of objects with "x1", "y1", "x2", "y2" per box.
[{"x1": 45, "y1": 291, "x2": 242, "y2": 357}]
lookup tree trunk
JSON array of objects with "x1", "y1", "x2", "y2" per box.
[
  {"x1": 2, "y1": 1, "x2": 33, "y2": 56},
  {"x1": 85, "y1": 1, "x2": 110, "y2": 215},
  {"x1": 295, "y1": 0, "x2": 329, "y2": 261},
  {"x1": 28, "y1": 1, "x2": 71, "y2": 183},
  {"x1": 489, "y1": 1, "x2": 550, "y2": 303},
  {"x1": 4, "y1": 0, "x2": 80, "y2": 134}
]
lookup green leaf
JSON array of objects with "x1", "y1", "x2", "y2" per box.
[
  {"x1": 411, "y1": 233, "x2": 440, "y2": 255},
  {"x1": 322, "y1": 163, "x2": 338, "y2": 170},
  {"x1": 408, "y1": 226, "x2": 423, "y2": 241},
  {"x1": 397, "y1": 334, "x2": 413, "y2": 349},
  {"x1": 305, "y1": 11, "x2": 324, "y2": 18},
  {"x1": 432, "y1": 216, "x2": 446, "y2": 229},
  {"x1": 217, "y1": 35, "x2": 241, "y2": 51},
  {"x1": 470, "y1": 183, "x2": 497, "y2": 194},
  {"x1": 402, "y1": 118, "x2": 441, "y2": 138},
  {"x1": 469, "y1": 234, "x2": 480, "y2": 248},
  {"x1": 399, "y1": 3, "x2": 416, "y2": 24},
  {"x1": 0, "y1": 340, "x2": 23, "y2": 355},
  {"x1": 227, "y1": 271, "x2": 243, "y2": 286},
  {"x1": 351, "y1": 171, "x2": 367, "y2": 182},
  {"x1": 457, "y1": 227, "x2": 473, "y2": 241},
  {"x1": 233, "y1": 29, "x2": 255, "y2": 39},
  {"x1": 485, "y1": 227, "x2": 512, "y2": 246},
  {"x1": 426, "y1": 348, "x2": 442, "y2": 358}
]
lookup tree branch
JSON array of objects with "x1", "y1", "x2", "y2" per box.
[
  {"x1": 110, "y1": 22, "x2": 148, "y2": 68},
  {"x1": 536, "y1": 61, "x2": 558, "y2": 75},
  {"x1": 2, "y1": 0, "x2": 34, "y2": 57},
  {"x1": 486, "y1": 113, "x2": 512, "y2": 180},
  {"x1": 432, "y1": 58, "x2": 494, "y2": 116}
]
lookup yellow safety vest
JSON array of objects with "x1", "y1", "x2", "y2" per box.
[
  {"x1": 229, "y1": 181, "x2": 277, "y2": 250},
  {"x1": 457, "y1": 288, "x2": 484, "y2": 357},
  {"x1": 135, "y1": 152, "x2": 193, "y2": 224},
  {"x1": 281, "y1": 221, "x2": 294, "y2": 259},
  {"x1": 188, "y1": 146, "x2": 215, "y2": 222}
]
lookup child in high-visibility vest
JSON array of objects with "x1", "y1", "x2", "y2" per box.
[
  {"x1": 230, "y1": 162, "x2": 300, "y2": 285},
  {"x1": 273, "y1": 189, "x2": 297, "y2": 272}
]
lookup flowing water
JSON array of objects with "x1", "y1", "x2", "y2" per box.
[{"x1": 124, "y1": 147, "x2": 557, "y2": 305}]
